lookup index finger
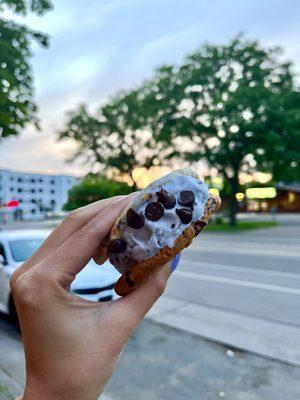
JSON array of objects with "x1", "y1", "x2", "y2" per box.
[
  {"x1": 13, "y1": 195, "x2": 130, "y2": 281},
  {"x1": 45, "y1": 195, "x2": 134, "y2": 285}
]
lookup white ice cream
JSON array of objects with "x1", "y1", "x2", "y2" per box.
[{"x1": 110, "y1": 171, "x2": 209, "y2": 274}]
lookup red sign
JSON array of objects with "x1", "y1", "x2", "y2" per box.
[{"x1": 7, "y1": 200, "x2": 20, "y2": 208}]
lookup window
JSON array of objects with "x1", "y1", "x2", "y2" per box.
[
  {"x1": 31, "y1": 199, "x2": 36, "y2": 203},
  {"x1": 51, "y1": 190, "x2": 55, "y2": 194},
  {"x1": 39, "y1": 178, "x2": 43, "y2": 183},
  {"x1": 30, "y1": 189, "x2": 36, "y2": 193},
  {"x1": 9, "y1": 238, "x2": 44, "y2": 262},
  {"x1": 0, "y1": 242, "x2": 7, "y2": 264},
  {"x1": 17, "y1": 177, "x2": 23, "y2": 183},
  {"x1": 17, "y1": 188, "x2": 23, "y2": 193},
  {"x1": 50, "y1": 199, "x2": 56, "y2": 211},
  {"x1": 31, "y1": 178, "x2": 36, "y2": 183},
  {"x1": 50, "y1": 179, "x2": 55, "y2": 184},
  {"x1": 39, "y1": 188, "x2": 43, "y2": 193},
  {"x1": 10, "y1": 177, "x2": 14, "y2": 181},
  {"x1": 10, "y1": 187, "x2": 14, "y2": 192}
]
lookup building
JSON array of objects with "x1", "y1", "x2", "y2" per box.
[
  {"x1": 210, "y1": 183, "x2": 300, "y2": 213},
  {"x1": 275, "y1": 184, "x2": 300, "y2": 212},
  {"x1": 0, "y1": 169, "x2": 78, "y2": 220},
  {"x1": 234, "y1": 184, "x2": 300, "y2": 213}
]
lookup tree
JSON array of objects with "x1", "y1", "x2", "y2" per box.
[
  {"x1": 143, "y1": 36, "x2": 300, "y2": 225},
  {"x1": 63, "y1": 174, "x2": 132, "y2": 211},
  {"x1": 59, "y1": 90, "x2": 170, "y2": 189},
  {"x1": 59, "y1": 36, "x2": 299, "y2": 224},
  {"x1": 0, "y1": 0, "x2": 52, "y2": 139}
]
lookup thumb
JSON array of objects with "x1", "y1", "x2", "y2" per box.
[{"x1": 117, "y1": 254, "x2": 181, "y2": 329}]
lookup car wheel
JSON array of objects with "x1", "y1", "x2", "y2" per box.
[{"x1": 9, "y1": 296, "x2": 20, "y2": 328}]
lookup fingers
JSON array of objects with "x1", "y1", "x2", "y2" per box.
[
  {"x1": 46, "y1": 195, "x2": 134, "y2": 286},
  {"x1": 93, "y1": 248, "x2": 108, "y2": 265},
  {"x1": 13, "y1": 195, "x2": 130, "y2": 281},
  {"x1": 30, "y1": 196, "x2": 128, "y2": 265},
  {"x1": 93, "y1": 192, "x2": 139, "y2": 265},
  {"x1": 115, "y1": 262, "x2": 172, "y2": 332},
  {"x1": 112, "y1": 254, "x2": 181, "y2": 335}
]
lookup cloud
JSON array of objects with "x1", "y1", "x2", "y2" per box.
[
  {"x1": 137, "y1": 28, "x2": 200, "y2": 63},
  {"x1": 1, "y1": 0, "x2": 300, "y2": 175},
  {"x1": 0, "y1": 127, "x2": 86, "y2": 176}
]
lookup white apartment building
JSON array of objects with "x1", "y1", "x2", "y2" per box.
[{"x1": 0, "y1": 169, "x2": 78, "y2": 220}]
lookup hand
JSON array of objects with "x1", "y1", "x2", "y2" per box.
[{"x1": 11, "y1": 194, "x2": 174, "y2": 400}]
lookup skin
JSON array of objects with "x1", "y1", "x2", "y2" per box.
[{"x1": 11, "y1": 194, "x2": 173, "y2": 400}]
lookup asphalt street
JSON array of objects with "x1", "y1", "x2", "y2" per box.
[
  {"x1": 1, "y1": 215, "x2": 300, "y2": 399},
  {"x1": 1, "y1": 316, "x2": 300, "y2": 400},
  {"x1": 168, "y1": 223, "x2": 300, "y2": 327},
  {"x1": 107, "y1": 319, "x2": 300, "y2": 400}
]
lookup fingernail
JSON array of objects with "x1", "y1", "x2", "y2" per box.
[{"x1": 170, "y1": 253, "x2": 181, "y2": 273}]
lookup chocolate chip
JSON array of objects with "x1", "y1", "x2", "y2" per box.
[
  {"x1": 193, "y1": 221, "x2": 206, "y2": 236},
  {"x1": 126, "y1": 208, "x2": 145, "y2": 229},
  {"x1": 179, "y1": 190, "x2": 195, "y2": 207},
  {"x1": 125, "y1": 274, "x2": 135, "y2": 287},
  {"x1": 107, "y1": 238, "x2": 127, "y2": 253},
  {"x1": 176, "y1": 208, "x2": 193, "y2": 224},
  {"x1": 145, "y1": 202, "x2": 164, "y2": 221},
  {"x1": 156, "y1": 186, "x2": 176, "y2": 209}
]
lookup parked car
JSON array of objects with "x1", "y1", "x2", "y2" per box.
[{"x1": 0, "y1": 230, "x2": 120, "y2": 320}]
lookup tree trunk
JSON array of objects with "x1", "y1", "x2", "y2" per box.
[
  {"x1": 228, "y1": 176, "x2": 239, "y2": 227},
  {"x1": 129, "y1": 171, "x2": 138, "y2": 191},
  {"x1": 229, "y1": 194, "x2": 238, "y2": 226}
]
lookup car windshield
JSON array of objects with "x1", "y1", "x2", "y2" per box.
[{"x1": 9, "y1": 238, "x2": 44, "y2": 262}]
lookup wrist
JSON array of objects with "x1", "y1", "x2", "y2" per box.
[{"x1": 22, "y1": 384, "x2": 102, "y2": 400}]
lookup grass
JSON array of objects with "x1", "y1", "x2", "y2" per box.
[
  {"x1": 206, "y1": 220, "x2": 278, "y2": 232},
  {"x1": 0, "y1": 385, "x2": 9, "y2": 394}
]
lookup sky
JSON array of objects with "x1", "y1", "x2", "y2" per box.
[{"x1": 1, "y1": 0, "x2": 300, "y2": 177}]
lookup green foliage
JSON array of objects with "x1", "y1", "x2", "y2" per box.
[
  {"x1": 63, "y1": 174, "x2": 133, "y2": 211},
  {"x1": 141, "y1": 36, "x2": 300, "y2": 224},
  {"x1": 147, "y1": 36, "x2": 299, "y2": 180},
  {"x1": 60, "y1": 36, "x2": 300, "y2": 225},
  {"x1": 59, "y1": 91, "x2": 171, "y2": 188},
  {"x1": 206, "y1": 220, "x2": 278, "y2": 231},
  {"x1": 0, "y1": 0, "x2": 53, "y2": 16},
  {"x1": 0, "y1": 0, "x2": 52, "y2": 139}
]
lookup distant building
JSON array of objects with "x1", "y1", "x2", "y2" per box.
[
  {"x1": 274, "y1": 184, "x2": 300, "y2": 212},
  {"x1": 0, "y1": 169, "x2": 78, "y2": 220},
  {"x1": 240, "y1": 184, "x2": 300, "y2": 212}
]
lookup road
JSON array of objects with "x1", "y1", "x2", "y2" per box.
[
  {"x1": 1, "y1": 216, "x2": 300, "y2": 398},
  {"x1": 142, "y1": 222, "x2": 300, "y2": 368},
  {"x1": 1, "y1": 316, "x2": 300, "y2": 400},
  {"x1": 169, "y1": 224, "x2": 300, "y2": 325}
]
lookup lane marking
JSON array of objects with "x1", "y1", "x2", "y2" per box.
[
  {"x1": 188, "y1": 246, "x2": 300, "y2": 258},
  {"x1": 180, "y1": 260, "x2": 300, "y2": 280},
  {"x1": 175, "y1": 270, "x2": 300, "y2": 295}
]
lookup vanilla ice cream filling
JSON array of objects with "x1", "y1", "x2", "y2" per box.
[{"x1": 110, "y1": 173, "x2": 209, "y2": 274}]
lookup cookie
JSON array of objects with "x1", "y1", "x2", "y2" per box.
[
  {"x1": 114, "y1": 195, "x2": 220, "y2": 295},
  {"x1": 106, "y1": 168, "x2": 221, "y2": 295}
]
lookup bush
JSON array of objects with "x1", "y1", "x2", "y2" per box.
[
  {"x1": 214, "y1": 216, "x2": 224, "y2": 225},
  {"x1": 63, "y1": 174, "x2": 133, "y2": 210}
]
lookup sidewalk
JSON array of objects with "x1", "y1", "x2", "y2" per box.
[
  {"x1": 1, "y1": 313, "x2": 300, "y2": 400},
  {"x1": 146, "y1": 295, "x2": 300, "y2": 366}
]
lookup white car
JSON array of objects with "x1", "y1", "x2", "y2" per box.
[{"x1": 0, "y1": 229, "x2": 120, "y2": 320}]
